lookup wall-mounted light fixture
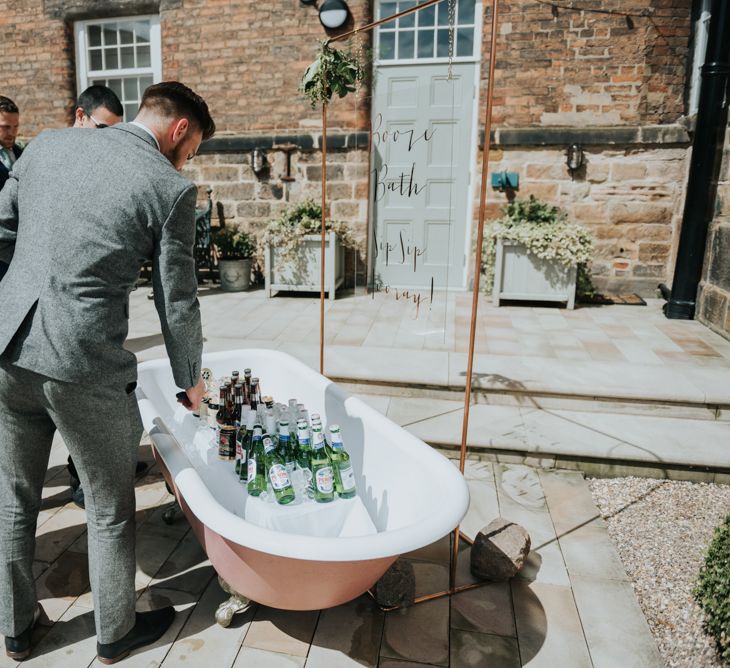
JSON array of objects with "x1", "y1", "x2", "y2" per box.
[
  {"x1": 566, "y1": 143, "x2": 584, "y2": 173},
  {"x1": 319, "y1": 0, "x2": 349, "y2": 29},
  {"x1": 251, "y1": 149, "x2": 267, "y2": 175}
]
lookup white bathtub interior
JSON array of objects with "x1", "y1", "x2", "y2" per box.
[{"x1": 137, "y1": 348, "x2": 469, "y2": 561}]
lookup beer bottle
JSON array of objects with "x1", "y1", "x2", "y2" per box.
[
  {"x1": 235, "y1": 405, "x2": 251, "y2": 477},
  {"x1": 264, "y1": 436, "x2": 296, "y2": 505},
  {"x1": 239, "y1": 409, "x2": 257, "y2": 482},
  {"x1": 247, "y1": 426, "x2": 267, "y2": 496},
  {"x1": 310, "y1": 425, "x2": 335, "y2": 503},
  {"x1": 263, "y1": 395, "x2": 274, "y2": 410},
  {"x1": 296, "y1": 419, "x2": 312, "y2": 475},
  {"x1": 230, "y1": 370, "x2": 240, "y2": 389},
  {"x1": 233, "y1": 383, "x2": 244, "y2": 426},
  {"x1": 329, "y1": 425, "x2": 356, "y2": 498},
  {"x1": 277, "y1": 421, "x2": 295, "y2": 473},
  {"x1": 249, "y1": 377, "x2": 260, "y2": 410},
  {"x1": 216, "y1": 385, "x2": 230, "y2": 427},
  {"x1": 243, "y1": 368, "x2": 252, "y2": 404},
  {"x1": 264, "y1": 409, "x2": 278, "y2": 445}
]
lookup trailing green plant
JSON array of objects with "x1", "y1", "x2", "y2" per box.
[
  {"x1": 213, "y1": 225, "x2": 256, "y2": 260},
  {"x1": 263, "y1": 199, "x2": 359, "y2": 264},
  {"x1": 694, "y1": 514, "x2": 730, "y2": 663},
  {"x1": 300, "y1": 41, "x2": 368, "y2": 108},
  {"x1": 480, "y1": 195, "x2": 594, "y2": 294}
]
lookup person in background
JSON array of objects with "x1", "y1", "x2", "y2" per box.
[
  {"x1": 0, "y1": 81, "x2": 213, "y2": 664},
  {"x1": 73, "y1": 85, "x2": 124, "y2": 129},
  {"x1": 0, "y1": 96, "x2": 22, "y2": 281},
  {"x1": 66, "y1": 84, "x2": 133, "y2": 510}
]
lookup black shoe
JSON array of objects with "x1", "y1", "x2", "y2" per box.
[
  {"x1": 5, "y1": 606, "x2": 41, "y2": 661},
  {"x1": 71, "y1": 485, "x2": 85, "y2": 509},
  {"x1": 96, "y1": 607, "x2": 175, "y2": 665}
]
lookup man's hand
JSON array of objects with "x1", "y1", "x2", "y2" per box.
[{"x1": 178, "y1": 376, "x2": 205, "y2": 411}]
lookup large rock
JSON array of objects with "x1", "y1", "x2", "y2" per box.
[
  {"x1": 470, "y1": 518, "x2": 531, "y2": 581},
  {"x1": 372, "y1": 559, "x2": 416, "y2": 608}
]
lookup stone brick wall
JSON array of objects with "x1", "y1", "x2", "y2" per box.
[
  {"x1": 0, "y1": 1, "x2": 75, "y2": 135},
  {"x1": 183, "y1": 138, "x2": 371, "y2": 286},
  {"x1": 476, "y1": 142, "x2": 689, "y2": 295},
  {"x1": 160, "y1": 0, "x2": 371, "y2": 134},
  {"x1": 484, "y1": 1, "x2": 692, "y2": 127},
  {"x1": 697, "y1": 123, "x2": 730, "y2": 340}
]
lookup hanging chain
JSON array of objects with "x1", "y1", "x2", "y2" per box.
[{"x1": 447, "y1": 0, "x2": 457, "y2": 79}]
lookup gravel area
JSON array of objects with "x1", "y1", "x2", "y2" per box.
[{"x1": 589, "y1": 477, "x2": 730, "y2": 668}]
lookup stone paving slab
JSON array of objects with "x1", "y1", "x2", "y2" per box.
[
  {"x1": 511, "y1": 580, "x2": 592, "y2": 668},
  {"x1": 570, "y1": 576, "x2": 664, "y2": 668},
  {"x1": 128, "y1": 288, "x2": 730, "y2": 407}
]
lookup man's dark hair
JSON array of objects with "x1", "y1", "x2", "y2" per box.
[
  {"x1": 77, "y1": 85, "x2": 123, "y2": 117},
  {"x1": 0, "y1": 96, "x2": 19, "y2": 114},
  {"x1": 140, "y1": 82, "x2": 215, "y2": 141}
]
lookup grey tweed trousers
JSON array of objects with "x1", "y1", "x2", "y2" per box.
[{"x1": 0, "y1": 356, "x2": 142, "y2": 643}]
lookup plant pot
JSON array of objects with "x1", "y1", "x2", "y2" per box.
[
  {"x1": 219, "y1": 258, "x2": 251, "y2": 292},
  {"x1": 492, "y1": 239, "x2": 576, "y2": 309},
  {"x1": 265, "y1": 232, "x2": 344, "y2": 300}
]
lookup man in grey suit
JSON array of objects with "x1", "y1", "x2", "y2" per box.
[{"x1": 0, "y1": 81, "x2": 214, "y2": 664}]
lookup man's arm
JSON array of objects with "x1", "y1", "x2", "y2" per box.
[
  {"x1": 152, "y1": 184, "x2": 204, "y2": 400},
  {"x1": 0, "y1": 170, "x2": 19, "y2": 265}
]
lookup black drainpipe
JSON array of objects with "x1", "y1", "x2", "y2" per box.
[{"x1": 665, "y1": 0, "x2": 730, "y2": 320}]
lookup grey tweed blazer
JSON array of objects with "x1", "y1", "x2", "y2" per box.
[{"x1": 0, "y1": 123, "x2": 202, "y2": 389}]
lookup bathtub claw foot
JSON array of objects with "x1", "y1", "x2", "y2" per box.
[
  {"x1": 215, "y1": 578, "x2": 251, "y2": 627},
  {"x1": 162, "y1": 501, "x2": 182, "y2": 525}
]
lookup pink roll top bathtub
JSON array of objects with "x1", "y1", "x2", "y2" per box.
[{"x1": 136, "y1": 349, "x2": 469, "y2": 611}]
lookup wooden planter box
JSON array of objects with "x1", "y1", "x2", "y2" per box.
[
  {"x1": 492, "y1": 239, "x2": 577, "y2": 309},
  {"x1": 265, "y1": 232, "x2": 344, "y2": 301}
]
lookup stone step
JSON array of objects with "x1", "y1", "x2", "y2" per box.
[
  {"x1": 339, "y1": 379, "x2": 730, "y2": 422},
  {"x1": 351, "y1": 392, "x2": 730, "y2": 483}
]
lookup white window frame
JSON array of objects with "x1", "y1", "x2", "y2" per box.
[
  {"x1": 688, "y1": 0, "x2": 711, "y2": 115},
  {"x1": 75, "y1": 15, "x2": 162, "y2": 117},
  {"x1": 375, "y1": 0, "x2": 481, "y2": 66}
]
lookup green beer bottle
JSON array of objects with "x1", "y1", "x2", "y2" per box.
[
  {"x1": 296, "y1": 419, "x2": 312, "y2": 474},
  {"x1": 264, "y1": 436, "x2": 296, "y2": 505},
  {"x1": 246, "y1": 426, "x2": 267, "y2": 497},
  {"x1": 277, "y1": 421, "x2": 296, "y2": 473},
  {"x1": 310, "y1": 425, "x2": 335, "y2": 503},
  {"x1": 329, "y1": 425, "x2": 356, "y2": 499}
]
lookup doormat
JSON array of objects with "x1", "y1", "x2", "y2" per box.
[{"x1": 580, "y1": 293, "x2": 647, "y2": 306}]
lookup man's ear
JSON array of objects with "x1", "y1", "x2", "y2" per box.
[
  {"x1": 74, "y1": 107, "x2": 86, "y2": 125},
  {"x1": 171, "y1": 118, "x2": 189, "y2": 143}
]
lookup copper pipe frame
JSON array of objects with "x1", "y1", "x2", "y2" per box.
[
  {"x1": 320, "y1": 103, "x2": 328, "y2": 376},
  {"x1": 449, "y1": 0, "x2": 500, "y2": 591},
  {"x1": 328, "y1": 0, "x2": 444, "y2": 46},
  {"x1": 320, "y1": 0, "x2": 501, "y2": 609}
]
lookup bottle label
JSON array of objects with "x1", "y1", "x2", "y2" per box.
[
  {"x1": 313, "y1": 431, "x2": 325, "y2": 447},
  {"x1": 339, "y1": 465, "x2": 356, "y2": 491},
  {"x1": 218, "y1": 428, "x2": 235, "y2": 460},
  {"x1": 247, "y1": 458, "x2": 256, "y2": 481},
  {"x1": 235, "y1": 437, "x2": 243, "y2": 460},
  {"x1": 269, "y1": 464, "x2": 290, "y2": 491},
  {"x1": 315, "y1": 466, "x2": 334, "y2": 494}
]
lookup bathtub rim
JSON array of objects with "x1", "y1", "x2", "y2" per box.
[{"x1": 138, "y1": 349, "x2": 470, "y2": 563}]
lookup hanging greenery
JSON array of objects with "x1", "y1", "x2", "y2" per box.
[{"x1": 300, "y1": 41, "x2": 368, "y2": 109}]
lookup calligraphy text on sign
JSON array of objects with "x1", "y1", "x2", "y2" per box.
[{"x1": 371, "y1": 113, "x2": 437, "y2": 276}]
